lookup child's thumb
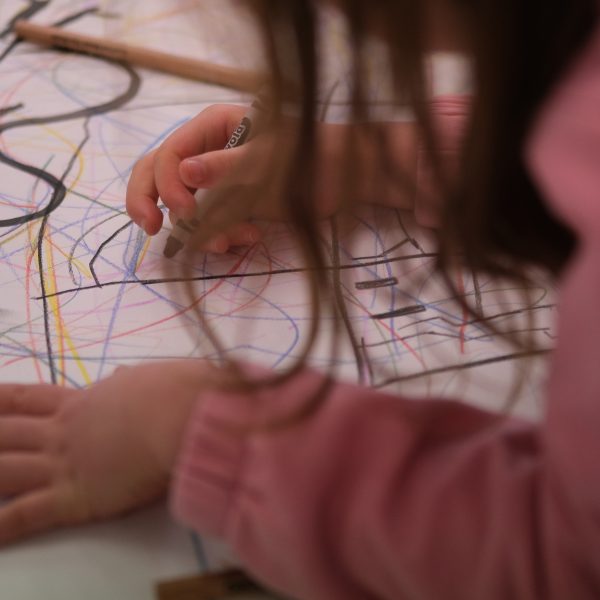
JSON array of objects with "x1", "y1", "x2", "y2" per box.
[{"x1": 179, "y1": 145, "x2": 249, "y2": 189}]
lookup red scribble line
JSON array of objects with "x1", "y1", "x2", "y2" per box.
[
  {"x1": 0, "y1": 58, "x2": 76, "y2": 379},
  {"x1": 95, "y1": 252, "x2": 255, "y2": 351},
  {"x1": 212, "y1": 243, "x2": 273, "y2": 321},
  {"x1": 342, "y1": 289, "x2": 426, "y2": 369},
  {"x1": 0, "y1": 199, "x2": 37, "y2": 208},
  {"x1": 6, "y1": 250, "x2": 257, "y2": 375}
]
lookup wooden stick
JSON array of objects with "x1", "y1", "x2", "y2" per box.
[
  {"x1": 14, "y1": 20, "x2": 264, "y2": 92},
  {"x1": 156, "y1": 569, "x2": 276, "y2": 600}
]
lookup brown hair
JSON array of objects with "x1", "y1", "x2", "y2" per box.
[{"x1": 181, "y1": 0, "x2": 599, "y2": 408}]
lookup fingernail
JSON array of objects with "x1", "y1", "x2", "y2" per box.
[
  {"x1": 246, "y1": 229, "x2": 259, "y2": 244},
  {"x1": 138, "y1": 219, "x2": 148, "y2": 233},
  {"x1": 182, "y1": 157, "x2": 206, "y2": 184},
  {"x1": 210, "y1": 234, "x2": 229, "y2": 254}
]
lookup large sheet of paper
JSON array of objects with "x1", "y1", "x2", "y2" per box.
[{"x1": 0, "y1": 1, "x2": 554, "y2": 598}]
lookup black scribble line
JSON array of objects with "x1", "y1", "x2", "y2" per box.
[
  {"x1": 475, "y1": 326, "x2": 551, "y2": 340},
  {"x1": 383, "y1": 239, "x2": 412, "y2": 256},
  {"x1": 351, "y1": 210, "x2": 428, "y2": 261},
  {"x1": 353, "y1": 238, "x2": 412, "y2": 261},
  {"x1": 0, "y1": 63, "x2": 141, "y2": 229},
  {"x1": 395, "y1": 314, "x2": 475, "y2": 332},
  {"x1": 394, "y1": 303, "x2": 556, "y2": 333},
  {"x1": 364, "y1": 326, "x2": 552, "y2": 348},
  {"x1": 427, "y1": 285, "x2": 550, "y2": 316},
  {"x1": 466, "y1": 303, "x2": 555, "y2": 327},
  {"x1": 375, "y1": 349, "x2": 551, "y2": 387},
  {"x1": 330, "y1": 218, "x2": 365, "y2": 383},
  {"x1": 0, "y1": 8, "x2": 143, "y2": 382},
  {"x1": 371, "y1": 305, "x2": 427, "y2": 320},
  {"x1": 29, "y1": 218, "x2": 50, "y2": 386},
  {"x1": 0, "y1": 103, "x2": 23, "y2": 116},
  {"x1": 72, "y1": 116, "x2": 92, "y2": 168},
  {"x1": 0, "y1": 152, "x2": 67, "y2": 228},
  {"x1": 0, "y1": 1, "x2": 49, "y2": 40},
  {"x1": 34, "y1": 252, "x2": 440, "y2": 300},
  {"x1": 396, "y1": 210, "x2": 425, "y2": 253},
  {"x1": 0, "y1": 3, "x2": 97, "y2": 62},
  {"x1": 0, "y1": 36, "x2": 22, "y2": 62},
  {"x1": 68, "y1": 212, "x2": 130, "y2": 286},
  {"x1": 355, "y1": 277, "x2": 398, "y2": 290},
  {"x1": 37, "y1": 116, "x2": 92, "y2": 383},
  {"x1": 52, "y1": 7, "x2": 99, "y2": 28},
  {"x1": 360, "y1": 336, "x2": 374, "y2": 386},
  {"x1": 89, "y1": 221, "x2": 135, "y2": 287},
  {"x1": 472, "y1": 271, "x2": 483, "y2": 315}
]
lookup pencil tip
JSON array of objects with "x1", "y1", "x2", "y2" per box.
[{"x1": 163, "y1": 237, "x2": 182, "y2": 258}]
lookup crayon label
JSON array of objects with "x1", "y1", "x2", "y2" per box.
[{"x1": 224, "y1": 117, "x2": 252, "y2": 149}]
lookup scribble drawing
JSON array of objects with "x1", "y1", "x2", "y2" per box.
[{"x1": 0, "y1": 1, "x2": 554, "y2": 418}]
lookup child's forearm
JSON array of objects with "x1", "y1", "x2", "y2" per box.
[
  {"x1": 314, "y1": 94, "x2": 471, "y2": 226},
  {"x1": 315, "y1": 121, "x2": 418, "y2": 215}
]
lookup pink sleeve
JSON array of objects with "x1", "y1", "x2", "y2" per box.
[
  {"x1": 524, "y1": 17, "x2": 600, "y2": 596},
  {"x1": 171, "y1": 374, "x2": 547, "y2": 599},
  {"x1": 170, "y1": 26, "x2": 600, "y2": 600}
]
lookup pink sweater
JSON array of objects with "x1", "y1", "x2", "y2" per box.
[{"x1": 170, "y1": 25, "x2": 600, "y2": 600}]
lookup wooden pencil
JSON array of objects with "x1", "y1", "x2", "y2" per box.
[{"x1": 14, "y1": 20, "x2": 264, "y2": 92}]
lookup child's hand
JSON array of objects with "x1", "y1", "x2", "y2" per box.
[
  {"x1": 126, "y1": 103, "x2": 420, "y2": 252},
  {"x1": 126, "y1": 104, "x2": 263, "y2": 253},
  {"x1": 0, "y1": 361, "x2": 214, "y2": 545}
]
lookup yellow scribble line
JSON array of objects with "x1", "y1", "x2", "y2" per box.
[
  {"x1": 135, "y1": 235, "x2": 152, "y2": 271},
  {"x1": 35, "y1": 124, "x2": 93, "y2": 385}
]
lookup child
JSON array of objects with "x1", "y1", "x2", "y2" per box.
[{"x1": 1, "y1": 1, "x2": 599, "y2": 598}]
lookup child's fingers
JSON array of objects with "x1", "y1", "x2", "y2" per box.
[
  {"x1": 179, "y1": 145, "x2": 249, "y2": 189},
  {"x1": 126, "y1": 105, "x2": 256, "y2": 233},
  {"x1": 0, "y1": 417, "x2": 54, "y2": 452},
  {"x1": 126, "y1": 151, "x2": 163, "y2": 235},
  {"x1": 224, "y1": 222, "x2": 262, "y2": 247},
  {"x1": 0, "y1": 489, "x2": 60, "y2": 546},
  {"x1": 0, "y1": 384, "x2": 65, "y2": 416},
  {"x1": 195, "y1": 224, "x2": 261, "y2": 255},
  {"x1": 167, "y1": 210, "x2": 261, "y2": 252},
  {"x1": 153, "y1": 147, "x2": 197, "y2": 220},
  {"x1": 201, "y1": 232, "x2": 230, "y2": 254},
  {"x1": 151, "y1": 105, "x2": 249, "y2": 219},
  {"x1": 164, "y1": 104, "x2": 248, "y2": 158},
  {"x1": 0, "y1": 453, "x2": 54, "y2": 496}
]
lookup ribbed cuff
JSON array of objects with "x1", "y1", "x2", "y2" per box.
[
  {"x1": 169, "y1": 383, "x2": 257, "y2": 538},
  {"x1": 169, "y1": 366, "x2": 326, "y2": 537}
]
